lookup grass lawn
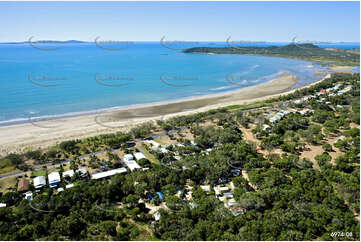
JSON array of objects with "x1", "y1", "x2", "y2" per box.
[
  {"x1": 31, "y1": 169, "x2": 47, "y2": 177},
  {"x1": 0, "y1": 176, "x2": 17, "y2": 193},
  {"x1": 136, "y1": 144, "x2": 160, "y2": 165}
]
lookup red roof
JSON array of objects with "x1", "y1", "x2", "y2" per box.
[{"x1": 17, "y1": 178, "x2": 30, "y2": 192}]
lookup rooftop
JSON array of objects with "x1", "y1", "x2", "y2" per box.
[
  {"x1": 48, "y1": 172, "x2": 61, "y2": 184},
  {"x1": 34, "y1": 176, "x2": 46, "y2": 188},
  {"x1": 91, "y1": 167, "x2": 127, "y2": 180},
  {"x1": 63, "y1": 170, "x2": 75, "y2": 178},
  {"x1": 17, "y1": 178, "x2": 30, "y2": 192}
]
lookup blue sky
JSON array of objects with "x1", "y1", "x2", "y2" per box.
[{"x1": 0, "y1": 1, "x2": 359, "y2": 42}]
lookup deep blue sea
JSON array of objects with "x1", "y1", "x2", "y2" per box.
[{"x1": 0, "y1": 42, "x2": 359, "y2": 124}]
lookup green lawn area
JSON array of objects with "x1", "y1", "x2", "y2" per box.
[
  {"x1": 0, "y1": 176, "x2": 17, "y2": 193},
  {"x1": 31, "y1": 169, "x2": 47, "y2": 177},
  {"x1": 0, "y1": 159, "x2": 17, "y2": 175},
  {"x1": 136, "y1": 144, "x2": 160, "y2": 165}
]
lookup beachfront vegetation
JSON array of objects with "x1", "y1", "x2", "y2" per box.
[
  {"x1": 0, "y1": 73, "x2": 359, "y2": 240},
  {"x1": 183, "y1": 43, "x2": 360, "y2": 66}
]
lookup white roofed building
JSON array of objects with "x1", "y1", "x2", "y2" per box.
[
  {"x1": 76, "y1": 167, "x2": 88, "y2": 177},
  {"x1": 124, "y1": 159, "x2": 141, "y2": 171},
  {"x1": 91, "y1": 168, "x2": 127, "y2": 180},
  {"x1": 48, "y1": 172, "x2": 61, "y2": 188},
  {"x1": 34, "y1": 176, "x2": 46, "y2": 189},
  {"x1": 134, "y1": 152, "x2": 146, "y2": 160},
  {"x1": 62, "y1": 170, "x2": 75, "y2": 178}
]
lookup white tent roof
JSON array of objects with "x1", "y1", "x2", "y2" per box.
[{"x1": 91, "y1": 168, "x2": 127, "y2": 180}]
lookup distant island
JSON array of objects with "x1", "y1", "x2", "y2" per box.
[
  {"x1": 183, "y1": 43, "x2": 360, "y2": 66},
  {"x1": 1, "y1": 40, "x2": 87, "y2": 44}
]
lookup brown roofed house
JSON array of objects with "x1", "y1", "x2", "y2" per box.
[{"x1": 17, "y1": 178, "x2": 30, "y2": 193}]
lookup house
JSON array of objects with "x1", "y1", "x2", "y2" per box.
[
  {"x1": 34, "y1": 176, "x2": 46, "y2": 189},
  {"x1": 269, "y1": 110, "x2": 290, "y2": 124},
  {"x1": 134, "y1": 152, "x2": 146, "y2": 160},
  {"x1": 24, "y1": 191, "x2": 33, "y2": 200},
  {"x1": 76, "y1": 168, "x2": 88, "y2": 177},
  {"x1": 17, "y1": 178, "x2": 30, "y2": 193},
  {"x1": 91, "y1": 167, "x2": 127, "y2": 180},
  {"x1": 48, "y1": 172, "x2": 61, "y2": 188},
  {"x1": 123, "y1": 154, "x2": 141, "y2": 171},
  {"x1": 124, "y1": 154, "x2": 134, "y2": 161},
  {"x1": 156, "y1": 192, "x2": 164, "y2": 200},
  {"x1": 62, "y1": 169, "x2": 75, "y2": 178}
]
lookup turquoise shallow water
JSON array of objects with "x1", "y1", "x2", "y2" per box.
[{"x1": 0, "y1": 42, "x2": 357, "y2": 124}]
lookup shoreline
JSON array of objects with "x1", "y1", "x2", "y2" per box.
[
  {"x1": 0, "y1": 71, "x2": 293, "y2": 127},
  {"x1": 0, "y1": 72, "x2": 330, "y2": 156}
]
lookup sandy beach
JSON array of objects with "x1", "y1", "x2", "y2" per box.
[{"x1": 0, "y1": 72, "x2": 330, "y2": 156}]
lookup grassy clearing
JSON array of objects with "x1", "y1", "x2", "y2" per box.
[
  {"x1": 136, "y1": 143, "x2": 160, "y2": 165},
  {"x1": 127, "y1": 219, "x2": 157, "y2": 241},
  {"x1": 0, "y1": 176, "x2": 17, "y2": 193},
  {"x1": 31, "y1": 169, "x2": 47, "y2": 177},
  {"x1": 0, "y1": 159, "x2": 17, "y2": 175}
]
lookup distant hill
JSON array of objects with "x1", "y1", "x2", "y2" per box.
[
  {"x1": 1, "y1": 40, "x2": 87, "y2": 44},
  {"x1": 183, "y1": 43, "x2": 360, "y2": 66}
]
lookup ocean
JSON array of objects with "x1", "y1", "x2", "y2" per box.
[{"x1": 0, "y1": 41, "x2": 359, "y2": 125}]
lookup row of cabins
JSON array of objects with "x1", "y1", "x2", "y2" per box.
[
  {"x1": 317, "y1": 84, "x2": 351, "y2": 97},
  {"x1": 200, "y1": 182, "x2": 246, "y2": 216},
  {"x1": 33, "y1": 167, "x2": 87, "y2": 190},
  {"x1": 269, "y1": 110, "x2": 290, "y2": 124}
]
